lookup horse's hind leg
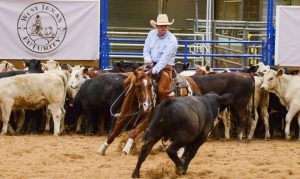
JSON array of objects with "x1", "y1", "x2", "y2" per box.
[{"x1": 122, "y1": 115, "x2": 150, "y2": 155}]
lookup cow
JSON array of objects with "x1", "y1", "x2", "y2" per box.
[
  {"x1": 111, "y1": 61, "x2": 143, "y2": 73},
  {"x1": 251, "y1": 62, "x2": 298, "y2": 139},
  {"x1": 189, "y1": 72, "x2": 255, "y2": 140},
  {"x1": 261, "y1": 68, "x2": 300, "y2": 140},
  {"x1": 247, "y1": 75, "x2": 270, "y2": 140},
  {"x1": 0, "y1": 59, "x2": 43, "y2": 134},
  {"x1": 0, "y1": 70, "x2": 67, "y2": 136},
  {"x1": 0, "y1": 61, "x2": 17, "y2": 72},
  {"x1": 132, "y1": 92, "x2": 234, "y2": 178},
  {"x1": 66, "y1": 73, "x2": 128, "y2": 135},
  {"x1": 174, "y1": 62, "x2": 190, "y2": 73},
  {"x1": 67, "y1": 66, "x2": 89, "y2": 101},
  {"x1": 0, "y1": 59, "x2": 43, "y2": 78}
]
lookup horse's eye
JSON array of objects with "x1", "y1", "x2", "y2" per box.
[{"x1": 268, "y1": 77, "x2": 273, "y2": 81}]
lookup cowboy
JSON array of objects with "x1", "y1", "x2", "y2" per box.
[{"x1": 144, "y1": 14, "x2": 178, "y2": 103}]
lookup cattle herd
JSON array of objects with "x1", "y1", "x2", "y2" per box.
[{"x1": 0, "y1": 60, "x2": 299, "y2": 177}]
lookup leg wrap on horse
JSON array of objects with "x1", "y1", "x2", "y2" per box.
[
  {"x1": 122, "y1": 138, "x2": 134, "y2": 155},
  {"x1": 97, "y1": 141, "x2": 110, "y2": 155}
]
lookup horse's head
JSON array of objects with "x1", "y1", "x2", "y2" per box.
[{"x1": 133, "y1": 66, "x2": 156, "y2": 113}]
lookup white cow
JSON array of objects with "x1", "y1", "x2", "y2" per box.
[
  {"x1": 0, "y1": 70, "x2": 67, "y2": 136},
  {"x1": 256, "y1": 62, "x2": 270, "y2": 74},
  {"x1": 67, "y1": 66, "x2": 89, "y2": 101},
  {"x1": 43, "y1": 60, "x2": 71, "y2": 132},
  {"x1": 0, "y1": 61, "x2": 17, "y2": 72},
  {"x1": 248, "y1": 75, "x2": 270, "y2": 140},
  {"x1": 261, "y1": 68, "x2": 300, "y2": 140}
]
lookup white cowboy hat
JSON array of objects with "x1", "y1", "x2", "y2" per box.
[{"x1": 150, "y1": 14, "x2": 174, "y2": 28}]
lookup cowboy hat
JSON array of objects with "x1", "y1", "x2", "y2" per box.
[{"x1": 150, "y1": 14, "x2": 174, "y2": 28}]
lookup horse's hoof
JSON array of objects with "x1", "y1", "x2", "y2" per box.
[
  {"x1": 96, "y1": 148, "x2": 105, "y2": 155},
  {"x1": 121, "y1": 151, "x2": 128, "y2": 156}
]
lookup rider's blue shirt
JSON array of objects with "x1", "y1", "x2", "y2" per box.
[{"x1": 143, "y1": 29, "x2": 178, "y2": 74}]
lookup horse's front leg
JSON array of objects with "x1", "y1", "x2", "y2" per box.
[
  {"x1": 122, "y1": 114, "x2": 150, "y2": 155},
  {"x1": 97, "y1": 115, "x2": 131, "y2": 155}
]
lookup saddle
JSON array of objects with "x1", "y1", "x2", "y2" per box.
[
  {"x1": 151, "y1": 67, "x2": 192, "y2": 99},
  {"x1": 170, "y1": 72, "x2": 193, "y2": 97}
]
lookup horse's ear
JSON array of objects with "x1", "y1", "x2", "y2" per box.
[
  {"x1": 123, "y1": 73, "x2": 136, "y2": 89},
  {"x1": 131, "y1": 63, "x2": 140, "y2": 76},
  {"x1": 131, "y1": 62, "x2": 140, "y2": 70},
  {"x1": 133, "y1": 68, "x2": 139, "y2": 76},
  {"x1": 145, "y1": 70, "x2": 152, "y2": 77}
]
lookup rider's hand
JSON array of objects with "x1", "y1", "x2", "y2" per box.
[{"x1": 145, "y1": 62, "x2": 153, "y2": 67}]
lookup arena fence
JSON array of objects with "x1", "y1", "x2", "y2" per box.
[{"x1": 105, "y1": 38, "x2": 264, "y2": 70}]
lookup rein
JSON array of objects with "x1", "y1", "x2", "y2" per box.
[{"x1": 110, "y1": 82, "x2": 141, "y2": 118}]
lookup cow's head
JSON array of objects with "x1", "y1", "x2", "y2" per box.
[
  {"x1": 0, "y1": 60, "x2": 16, "y2": 72},
  {"x1": 256, "y1": 62, "x2": 270, "y2": 76},
  {"x1": 261, "y1": 68, "x2": 284, "y2": 92},
  {"x1": 44, "y1": 59, "x2": 61, "y2": 71},
  {"x1": 132, "y1": 64, "x2": 155, "y2": 112},
  {"x1": 174, "y1": 62, "x2": 190, "y2": 73},
  {"x1": 70, "y1": 67, "x2": 88, "y2": 89},
  {"x1": 24, "y1": 59, "x2": 43, "y2": 73}
]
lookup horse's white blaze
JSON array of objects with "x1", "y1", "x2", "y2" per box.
[
  {"x1": 143, "y1": 102, "x2": 149, "y2": 112},
  {"x1": 143, "y1": 79, "x2": 147, "y2": 87}
]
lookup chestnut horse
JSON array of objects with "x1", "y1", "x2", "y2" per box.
[{"x1": 97, "y1": 66, "x2": 200, "y2": 155}]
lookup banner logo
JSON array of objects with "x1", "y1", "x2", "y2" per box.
[{"x1": 17, "y1": 2, "x2": 67, "y2": 53}]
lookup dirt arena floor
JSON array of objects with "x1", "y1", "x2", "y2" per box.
[{"x1": 0, "y1": 134, "x2": 299, "y2": 179}]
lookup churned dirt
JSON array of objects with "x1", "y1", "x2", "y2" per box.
[{"x1": 0, "y1": 134, "x2": 299, "y2": 179}]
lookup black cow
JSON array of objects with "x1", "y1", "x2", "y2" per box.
[
  {"x1": 65, "y1": 73, "x2": 128, "y2": 135},
  {"x1": 132, "y1": 93, "x2": 234, "y2": 178},
  {"x1": 111, "y1": 61, "x2": 143, "y2": 73},
  {"x1": 174, "y1": 62, "x2": 190, "y2": 73},
  {"x1": 189, "y1": 72, "x2": 255, "y2": 140}
]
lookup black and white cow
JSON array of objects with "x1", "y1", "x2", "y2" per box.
[{"x1": 132, "y1": 92, "x2": 234, "y2": 178}]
